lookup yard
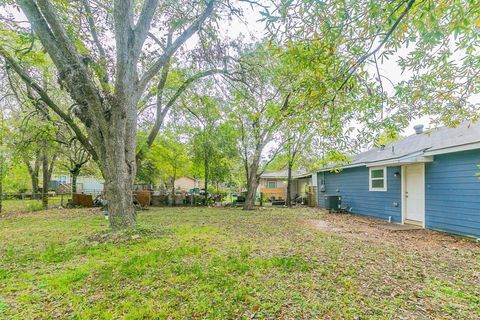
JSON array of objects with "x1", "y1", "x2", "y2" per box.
[
  {"x1": 0, "y1": 207, "x2": 479, "y2": 319},
  {"x1": 0, "y1": 196, "x2": 67, "y2": 214}
]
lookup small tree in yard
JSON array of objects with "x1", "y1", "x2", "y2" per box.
[
  {"x1": 0, "y1": 93, "x2": 6, "y2": 213},
  {"x1": 229, "y1": 45, "x2": 292, "y2": 210},
  {"x1": 182, "y1": 93, "x2": 237, "y2": 203},
  {"x1": 152, "y1": 131, "x2": 191, "y2": 206},
  {"x1": 281, "y1": 122, "x2": 314, "y2": 208},
  {"x1": 56, "y1": 125, "x2": 91, "y2": 194}
]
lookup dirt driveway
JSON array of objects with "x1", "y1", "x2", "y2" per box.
[{"x1": 307, "y1": 212, "x2": 479, "y2": 252}]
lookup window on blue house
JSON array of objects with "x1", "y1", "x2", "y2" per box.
[{"x1": 369, "y1": 167, "x2": 387, "y2": 192}]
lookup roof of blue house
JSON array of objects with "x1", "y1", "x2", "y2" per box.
[{"x1": 319, "y1": 120, "x2": 480, "y2": 171}]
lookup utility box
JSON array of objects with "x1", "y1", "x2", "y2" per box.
[{"x1": 324, "y1": 195, "x2": 341, "y2": 211}]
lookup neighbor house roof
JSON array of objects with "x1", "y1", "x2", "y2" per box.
[
  {"x1": 318, "y1": 120, "x2": 480, "y2": 172},
  {"x1": 260, "y1": 169, "x2": 312, "y2": 179}
]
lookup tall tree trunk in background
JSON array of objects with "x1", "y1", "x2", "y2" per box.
[
  {"x1": 31, "y1": 170, "x2": 39, "y2": 198},
  {"x1": 286, "y1": 162, "x2": 293, "y2": 207},
  {"x1": 244, "y1": 158, "x2": 260, "y2": 210},
  {"x1": 70, "y1": 163, "x2": 82, "y2": 193},
  {"x1": 41, "y1": 141, "x2": 49, "y2": 209},
  {"x1": 0, "y1": 106, "x2": 3, "y2": 214},
  {"x1": 204, "y1": 152, "x2": 209, "y2": 205},
  {"x1": 0, "y1": 174, "x2": 2, "y2": 214},
  {"x1": 71, "y1": 172, "x2": 78, "y2": 193},
  {"x1": 171, "y1": 167, "x2": 177, "y2": 207},
  {"x1": 25, "y1": 153, "x2": 40, "y2": 198}
]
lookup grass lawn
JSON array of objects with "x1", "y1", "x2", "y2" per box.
[
  {"x1": 0, "y1": 207, "x2": 479, "y2": 319},
  {"x1": 1, "y1": 196, "x2": 66, "y2": 214}
]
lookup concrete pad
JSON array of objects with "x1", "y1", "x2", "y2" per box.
[{"x1": 377, "y1": 223, "x2": 423, "y2": 231}]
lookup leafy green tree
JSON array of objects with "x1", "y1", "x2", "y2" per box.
[
  {"x1": 182, "y1": 93, "x2": 237, "y2": 201},
  {"x1": 375, "y1": 128, "x2": 402, "y2": 148},
  {"x1": 228, "y1": 44, "x2": 292, "y2": 210},
  {"x1": 281, "y1": 122, "x2": 314, "y2": 207},
  {"x1": 152, "y1": 131, "x2": 191, "y2": 205},
  {"x1": 0, "y1": 0, "x2": 239, "y2": 228},
  {"x1": 56, "y1": 124, "x2": 91, "y2": 193},
  {"x1": 264, "y1": 0, "x2": 480, "y2": 127}
]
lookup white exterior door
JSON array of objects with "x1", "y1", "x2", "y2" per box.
[{"x1": 404, "y1": 163, "x2": 425, "y2": 225}]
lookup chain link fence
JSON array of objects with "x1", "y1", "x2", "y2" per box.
[{"x1": 0, "y1": 189, "x2": 103, "y2": 214}]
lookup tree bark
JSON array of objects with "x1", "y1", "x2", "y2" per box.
[
  {"x1": 71, "y1": 172, "x2": 78, "y2": 193},
  {"x1": 70, "y1": 163, "x2": 82, "y2": 193},
  {"x1": 0, "y1": 166, "x2": 3, "y2": 214},
  {"x1": 171, "y1": 173, "x2": 176, "y2": 207},
  {"x1": 41, "y1": 141, "x2": 49, "y2": 209},
  {"x1": 243, "y1": 160, "x2": 259, "y2": 210},
  {"x1": 204, "y1": 152, "x2": 209, "y2": 205},
  {"x1": 31, "y1": 170, "x2": 40, "y2": 197},
  {"x1": 25, "y1": 153, "x2": 40, "y2": 198},
  {"x1": 99, "y1": 124, "x2": 137, "y2": 229},
  {"x1": 286, "y1": 162, "x2": 293, "y2": 207}
]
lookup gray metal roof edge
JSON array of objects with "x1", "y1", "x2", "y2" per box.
[
  {"x1": 315, "y1": 148, "x2": 433, "y2": 173},
  {"x1": 424, "y1": 141, "x2": 480, "y2": 154}
]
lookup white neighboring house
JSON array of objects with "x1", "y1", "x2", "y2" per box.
[{"x1": 51, "y1": 174, "x2": 104, "y2": 194}]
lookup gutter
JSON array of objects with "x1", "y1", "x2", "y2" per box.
[{"x1": 423, "y1": 141, "x2": 480, "y2": 156}]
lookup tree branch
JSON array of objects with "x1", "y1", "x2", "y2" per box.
[
  {"x1": 134, "y1": 0, "x2": 160, "y2": 56},
  {"x1": 334, "y1": 0, "x2": 416, "y2": 98},
  {"x1": 137, "y1": 0, "x2": 216, "y2": 94},
  {"x1": 145, "y1": 60, "x2": 171, "y2": 147},
  {"x1": 144, "y1": 68, "x2": 227, "y2": 148},
  {"x1": 80, "y1": 0, "x2": 106, "y2": 61},
  {"x1": 20, "y1": 0, "x2": 106, "y2": 130},
  {"x1": 0, "y1": 46, "x2": 98, "y2": 161},
  {"x1": 113, "y1": 0, "x2": 135, "y2": 94}
]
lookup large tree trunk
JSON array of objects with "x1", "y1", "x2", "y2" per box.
[
  {"x1": 101, "y1": 158, "x2": 136, "y2": 228},
  {"x1": 41, "y1": 141, "x2": 49, "y2": 210},
  {"x1": 99, "y1": 126, "x2": 137, "y2": 229},
  {"x1": 244, "y1": 160, "x2": 260, "y2": 210},
  {"x1": 286, "y1": 163, "x2": 293, "y2": 207}
]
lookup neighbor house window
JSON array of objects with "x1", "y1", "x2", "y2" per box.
[
  {"x1": 267, "y1": 181, "x2": 277, "y2": 189},
  {"x1": 369, "y1": 167, "x2": 387, "y2": 192}
]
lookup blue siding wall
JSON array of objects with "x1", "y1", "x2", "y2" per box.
[
  {"x1": 318, "y1": 166, "x2": 402, "y2": 222},
  {"x1": 425, "y1": 149, "x2": 480, "y2": 237}
]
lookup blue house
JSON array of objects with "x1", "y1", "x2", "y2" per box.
[{"x1": 317, "y1": 122, "x2": 480, "y2": 238}]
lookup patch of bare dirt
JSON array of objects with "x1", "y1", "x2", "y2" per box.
[{"x1": 306, "y1": 212, "x2": 480, "y2": 252}]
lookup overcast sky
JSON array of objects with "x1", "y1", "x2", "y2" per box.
[{"x1": 220, "y1": 4, "x2": 436, "y2": 137}]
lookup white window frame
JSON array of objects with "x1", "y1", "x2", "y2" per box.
[
  {"x1": 267, "y1": 181, "x2": 277, "y2": 189},
  {"x1": 369, "y1": 166, "x2": 387, "y2": 192}
]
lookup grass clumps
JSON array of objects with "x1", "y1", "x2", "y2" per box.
[{"x1": 0, "y1": 207, "x2": 478, "y2": 319}]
